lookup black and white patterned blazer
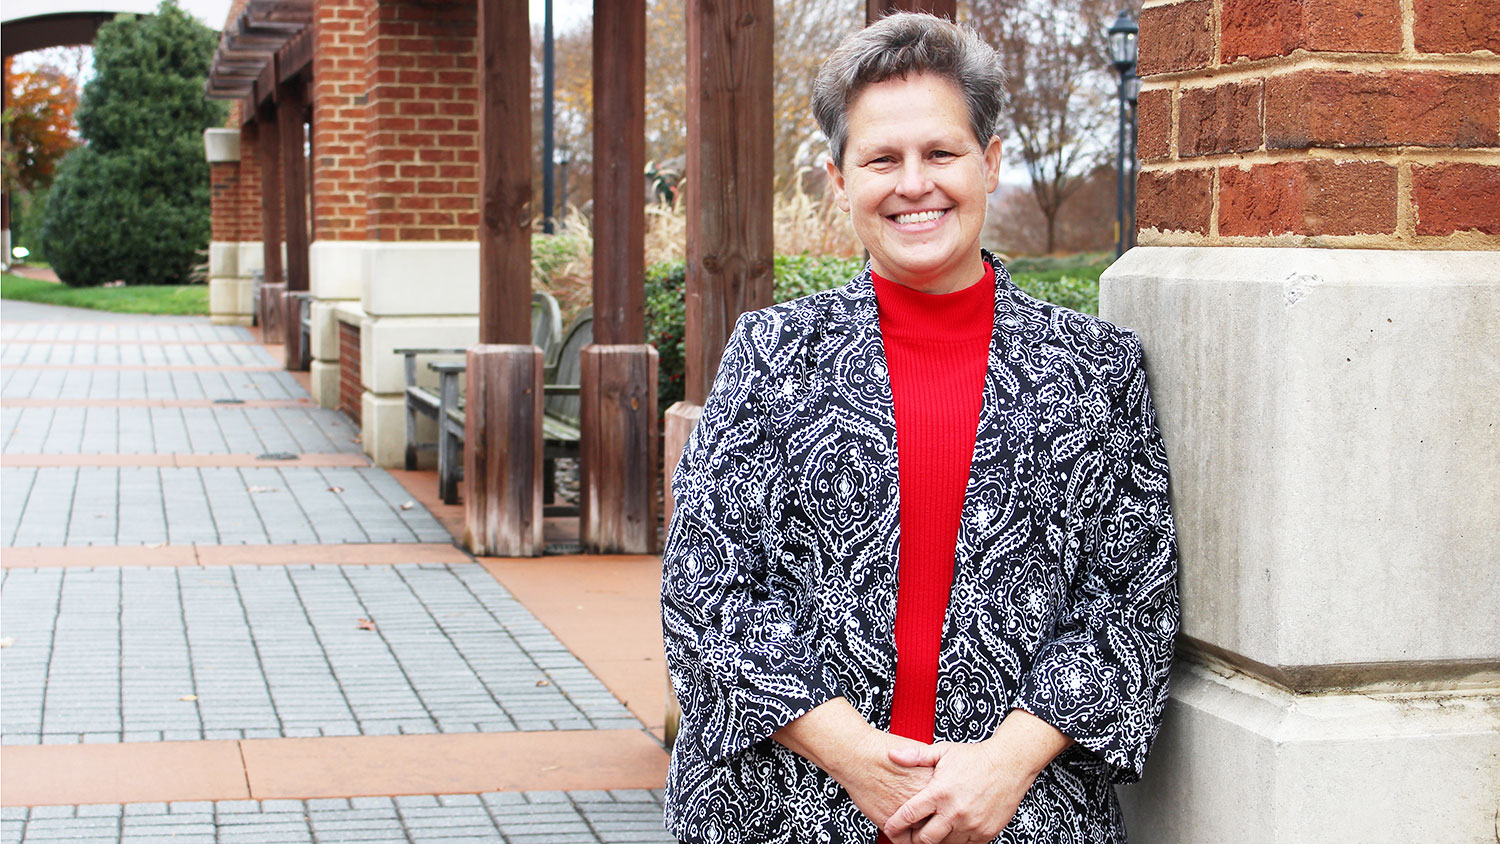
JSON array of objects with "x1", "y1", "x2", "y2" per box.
[{"x1": 661, "y1": 253, "x2": 1178, "y2": 844}]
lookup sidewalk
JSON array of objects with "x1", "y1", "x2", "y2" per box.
[{"x1": 0, "y1": 302, "x2": 674, "y2": 843}]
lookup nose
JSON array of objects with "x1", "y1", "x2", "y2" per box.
[{"x1": 894, "y1": 157, "x2": 933, "y2": 198}]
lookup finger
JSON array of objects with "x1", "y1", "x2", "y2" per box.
[
  {"x1": 884, "y1": 791, "x2": 939, "y2": 838},
  {"x1": 888, "y1": 742, "x2": 943, "y2": 767},
  {"x1": 915, "y1": 814, "x2": 953, "y2": 844}
]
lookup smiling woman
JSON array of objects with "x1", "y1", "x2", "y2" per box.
[{"x1": 660, "y1": 13, "x2": 1179, "y2": 844}]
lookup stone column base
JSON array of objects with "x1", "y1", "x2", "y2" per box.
[
  {"x1": 209, "y1": 277, "x2": 254, "y2": 326},
  {"x1": 1101, "y1": 246, "x2": 1500, "y2": 843},
  {"x1": 356, "y1": 314, "x2": 477, "y2": 467},
  {"x1": 1120, "y1": 658, "x2": 1500, "y2": 843}
]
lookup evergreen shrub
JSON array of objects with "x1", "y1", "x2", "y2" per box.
[{"x1": 41, "y1": 1, "x2": 226, "y2": 286}]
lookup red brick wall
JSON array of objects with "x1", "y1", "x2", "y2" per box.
[
  {"x1": 209, "y1": 161, "x2": 243, "y2": 243},
  {"x1": 363, "y1": 0, "x2": 481, "y2": 241},
  {"x1": 312, "y1": 0, "x2": 369, "y2": 241},
  {"x1": 339, "y1": 320, "x2": 362, "y2": 423},
  {"x1": 1136, "y1": 0, "x2": 1500, "y2": 248},
  {"x1": 236, "y1": 123, "x2": 264, "y2": 242}
]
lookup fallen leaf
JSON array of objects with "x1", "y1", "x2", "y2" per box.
[
  {"x1": 179, "y1": 694, "x2": 198, "y2": 702},
  {"x1": 541, "y1": 764, "x2": 560, "y2": 771},
  {"x1": 247, "y1": 485, "x2": 280, "y2": 493},
  {"x1": 352, "y1": 436, "x2": 363, "y2": 444},
  {"x1": 145, "y1": 542, "x2": 165, "y2": 549},
  {"x1": 328, "y1": 486, "x2": 345, "y2": 493},
  {"x1": 399, "y1": 501, "x2": 415, "y2": 511},
  {"x1": 535, "y1": 679, "x2": 550, "y2": 687},
  {"x1": 0, "y1": 638, "x2": 14, "y2": 648},
  {"x1": 357, "y1": 618, "x2": 377, "y2": 631}
]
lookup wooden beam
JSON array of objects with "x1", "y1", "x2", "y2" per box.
[
  {"x1": 477, "y1": 0, "x2": 533, "y2": 346},
  {"x1": 591, "y1": 0, "x2": 646, "y2": 346},
  {"x1": 683, "y1": 0, "x2": 774, "y2": 405},
  {"x1": 276, "y1": 76, "x2": 310, "y2": 371},
  {"x1": 255, "y1": 105, "x2": 285, "y2": 289},
  {"x1": 866, "y1": 0, "x2": 955, "y2": 20}
]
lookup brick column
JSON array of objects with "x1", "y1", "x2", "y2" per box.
[
  {"x1": 351, "y1": 0, "x2": 483, "y2": 468},
  {"x1": 205, "y1": 125, "x2": 259, "y2": 326},
  {"x1": 305, "y1": 0, "x2": 372, "y2": 409},
  {"x1": 1107, "y1": 2, "x2": 1499, "y2": 841}
]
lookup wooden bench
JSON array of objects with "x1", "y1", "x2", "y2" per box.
[
  {"x1": 396, "y1": 291, "x2": 563, "y2": 474},
  {"x1": 433, "y1": 307, "x2": 593, "y2": 508}
]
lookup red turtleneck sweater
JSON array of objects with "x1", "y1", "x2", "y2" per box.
[{"x1": 872, "y1": 263, "x2": 995, "y2": 748}]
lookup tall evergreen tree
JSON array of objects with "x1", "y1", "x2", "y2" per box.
[{"x1": 42, "y1": 1, "x2": 226, "y2": 286}]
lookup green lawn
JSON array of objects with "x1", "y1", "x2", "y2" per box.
[{"x1": 1, "y1": 273, "x2": 210, "y2": 316}]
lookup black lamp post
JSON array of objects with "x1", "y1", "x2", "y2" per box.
[
  {"x1": 1124, "y1": 71, "x2": 1141, "y2": 249},
  {"x1": 556, "y1": 146, "x2": 571, "y2": 219},
  {"x1": 1109, "y1": 9, "x2": 1139, "y2": 258}
]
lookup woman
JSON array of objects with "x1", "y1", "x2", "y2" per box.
[{"x1": 661, "y1": 13, "x2": 1178, "y2": 844}]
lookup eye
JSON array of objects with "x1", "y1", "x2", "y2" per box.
[{"x1": 930, "y1": 149, "x2": 956, "y2": 160}]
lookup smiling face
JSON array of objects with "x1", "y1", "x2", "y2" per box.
[{"x1": 827, "y1": 72, "x2": 1002, "y2": 295}]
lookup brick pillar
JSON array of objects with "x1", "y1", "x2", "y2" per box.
[
  {"x1": 205, "y1": 126, "x2": 258, "y2": 326},
  {"x1": 338, "y1": 0, "x2": 484, "y2": 468},
  {"x1": 1109, "y1": 3, "x2": 1499, "y2": 842},
  {"x1": 305, "y1": 0, "x2": 372, "y2": 409}
]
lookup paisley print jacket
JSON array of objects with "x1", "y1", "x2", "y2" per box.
[{"x1": 661, "y1": 253, "x2": 1179, "y2": 844}]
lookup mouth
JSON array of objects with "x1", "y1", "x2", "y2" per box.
[{"x1": 888, "y1": 208, "x2": 949, "y2": 226}]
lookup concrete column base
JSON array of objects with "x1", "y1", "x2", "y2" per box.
[
  {"x1": 208, "y1": 278, "x2": 254, "y2": 325},
  {"x1": 353, "y1": 314, "x2": 477, "y2": 467},
  {"x1": 462, "y1": 345, "x2": 544, "y2": 557},
  {"x1": 1120, "y1": 658, "x2": 1500, "y2": 843},
  {"x1": 1101, "y1": 246, "x2": 1500, "y2": 842},
  {"x1": 580, "y1": 345, "x2": 660, "y2": 554},
  {"x1": 359, "y1": 392, "x2": 405, "y2": 467},
  {"x1": 310, "y1": 360, "x2": 340, "y2": 410}
]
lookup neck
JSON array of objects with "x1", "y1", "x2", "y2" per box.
[{"x1": 872, "y1": 252, "x2": 988, "y2": 296}]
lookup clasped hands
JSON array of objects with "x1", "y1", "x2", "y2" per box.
[{"x1": 837, "y1": 728, "x2": 1035, "y2": 844}]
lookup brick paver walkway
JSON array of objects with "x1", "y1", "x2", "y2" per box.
[{"x1": 0, "y1": 303, "x2": 673, "y2": 843}]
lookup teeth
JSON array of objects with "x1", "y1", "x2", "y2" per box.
[{"x1": 893, "y1": 209, "x2": 944, "y2": 225}]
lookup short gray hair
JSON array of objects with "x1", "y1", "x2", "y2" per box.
[{"x1": 812, "y1": 13, "x2": 1006, "y2": 168}]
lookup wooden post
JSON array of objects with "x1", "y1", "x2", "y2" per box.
[
  {"x1": 467, "y1": 0, "x2": 542, "y2": 555},
  {"x1": 463, "y1": 346, "x2": 545, "y2": 556},
  {"x1": 683, "y1": 0, "x2": 775, "y2": 406},
  {"x1": 478, "y1": 0, "x2": 534, "y2": 346},
  {"x1": 256, "y1": 103, "x2": 285, "y2": 290},
  {"x1": 866, "y1": 0, "x2": 955, "y2": 21},
  {"x1": 276, "y1": 75, "x2": 310, "y2": 371},
  {"x1": 581, "y1": 0, "x2": 657, "y2": 553},
  {"x1": 581, "y1": 345, "x2": 659, "y2": 552}
]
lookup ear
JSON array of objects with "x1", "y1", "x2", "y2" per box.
[
  {"x1": 982, "y1": 134, "x2": 1003, "y2": 194},
  {"x1": 826, "y1": 157, "x2": 851, "y2": 213}
]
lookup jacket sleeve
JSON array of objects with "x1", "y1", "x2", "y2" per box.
[
  {"x1": 661, "y1": 313, "x2": 841, "y2": 766},
  {"x1": 1013, "y1": 337, "x2": 1180, "y2": 783}
]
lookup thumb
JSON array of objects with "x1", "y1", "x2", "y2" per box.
[{"x1": 888, "y1": 742, "x2": 943, "y2": 767}]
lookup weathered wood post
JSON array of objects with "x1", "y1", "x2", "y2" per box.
[
  {"x1": 582, "y1": 0, "x2": 659, "y2": 554},
  {"x1": 465, "y1": 0, "x2": 544, "y2": 557},
  {"x1": 662, "y1": 0, "x2": 776, "y2": 747},
  {"x1": 256, "y1": 96, "x2": 284, "y2": 297},
  {"x1": 276, "y1": 62, "x2": 311, "y2": 371}
]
